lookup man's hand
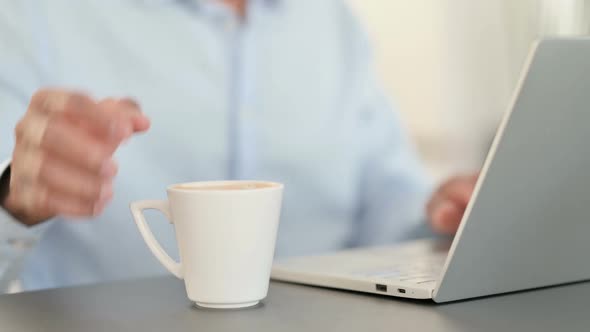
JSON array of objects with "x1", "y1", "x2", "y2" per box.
[
  {"x1": 426, "y1": 173, "x2": 479, "y2": 235},
  {"x1": 0, "y1": 89, "x2": 150, "y2": 226}
]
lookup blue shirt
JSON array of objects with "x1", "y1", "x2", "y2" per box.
[{"x1": 0, "y1": 0, "x2": 430, "y2": 292}]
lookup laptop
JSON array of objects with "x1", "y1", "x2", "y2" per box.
[{"x1": 271, "y1": 38, "x2": 590, "y2": 303}]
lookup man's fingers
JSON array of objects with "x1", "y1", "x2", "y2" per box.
[
  {"x1": 430, "y1": 201, "x2": 463, "y2": 235},
  {"x1": 117, "y1": 98, "x2": 150, "y2": 131},
  {"x1": 8, "y1": 167, "x2": 45, "y2": 212},
  {"x1": 38, "y1": 154, "x2": 115, "y2": 203},
  {"x1": 427, "y1": 174, "x2": 480, "y2": 235},
  {"x1": 10, "y1": 143, "x2": 43, "y2": 184},
  {"x1": 132, "y1": 113, "x2": 151, "y2": 133},
  {"x1": 439, "y1": 176, "x2": 478, "y2": 207},
  {"x1": 30, "y1": 90, "x2": 131, "y2": 142},
  {"x1": 64, "y1": 95, "x2": 131, "y2": 141},
  {"x1": 30, "y1": 89, "x2": 69, "y2": 114},
  {"x1": 8, "y1": 178, "x2": 107, "y2": 218},
  {"x1": 14, "y1": 111, "x2": 49, "y2": 147},
  {"x1": 41, "y1": 117, "x2": 116, "y2": 173},
  {"x1": 45, "y1": 188, "x2": 114, "y2": 218},
  {"x1": 102, "y1": 98, "x2": 150, "y2": 133}
]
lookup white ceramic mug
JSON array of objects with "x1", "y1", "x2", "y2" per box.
[{"x1": 130, "y1": 180, "x2": 283, "y2": 309}]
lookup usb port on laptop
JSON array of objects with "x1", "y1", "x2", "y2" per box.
[{"x1": 375, "y1": 284, "x2": 388, "y2": 292}]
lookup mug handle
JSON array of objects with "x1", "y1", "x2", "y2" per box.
[{"x1": 130, "y1": 200, "x2": 183, "y2": 279}]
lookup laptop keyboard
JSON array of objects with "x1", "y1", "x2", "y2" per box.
[{"x1": 350, "y1": 254, "x2": 446, "y2": 286}]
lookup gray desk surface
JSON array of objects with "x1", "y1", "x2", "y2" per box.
[{"x1": 0, "y1": 277, "x2": 589, "y2": 332}]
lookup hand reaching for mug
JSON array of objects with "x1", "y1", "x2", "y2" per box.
[
  {"x1": 426, "y1": 173, "x2": 479, "y2": 235},
  {"x1": 1, "y1": 89, "x2": 150, "y2": 226}
]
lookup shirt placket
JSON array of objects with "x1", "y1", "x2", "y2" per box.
[{"x1": 225, "y1": 9, "x2": 258, "y2": 180}]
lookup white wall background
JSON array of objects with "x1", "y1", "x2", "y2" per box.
[{"x1": 350, "y1": 0, "x2": 590, "y2": 183}]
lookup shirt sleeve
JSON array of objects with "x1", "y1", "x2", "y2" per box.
[
  {"x1": 341, "y1": 4, "x2": 435, "y2": 246},
  {"x1": 0, "y1": 161, "x2": 55, "y2": 293},
  {"x1": 0, "y1": 0, "x2": 52, "y2": 292}
]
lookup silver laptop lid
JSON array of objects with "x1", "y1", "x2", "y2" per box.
[{"x1": 434, "y1": 38, "x2": 590, "y2": 302}]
